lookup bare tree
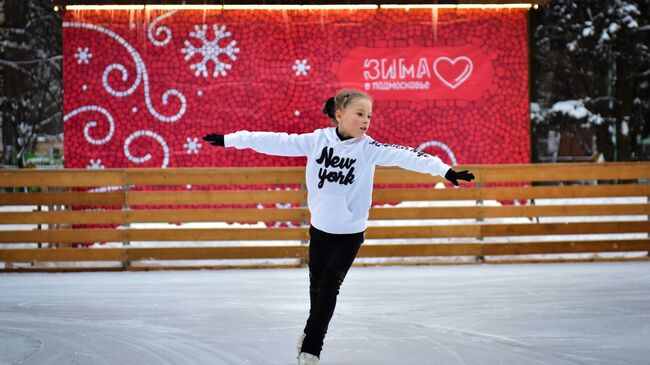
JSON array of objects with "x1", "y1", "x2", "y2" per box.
[
  {"x1": 0, "y1": 0, "x2": 62, "y2": 167},
  {"x1": 531, "y1": 0, "x2": 650, "y2": 162}
]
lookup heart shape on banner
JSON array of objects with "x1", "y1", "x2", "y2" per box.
[{"x1": 433, "y1": 56, "x2": 473, "y2": 89}]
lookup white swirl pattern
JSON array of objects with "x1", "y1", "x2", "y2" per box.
[
  {"x1": 417, "y1": 140, "x2": 458, "y2": 166},
  {"x1": 63, "y1": 105, "x2": 115, "y2": 145},
  {"x1": 102, "y1": 63, "x2": 139, "y2": 97},
  {"x1": 147, "y1": 11, "x2": 177, "y2": 47},
  {"x1": 124, "y1": 130, "x2": 170, "y2": 168},
  {"x1": 63, "y1": 21, "x2": 187, "y2": 123}
]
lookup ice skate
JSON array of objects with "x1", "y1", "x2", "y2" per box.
[
  {"x1": 296, "y1": 332, "x2": 306, "y2": 354},
  {"x1": 298, "y1": 352, "x2": 319, "y2": 365}
]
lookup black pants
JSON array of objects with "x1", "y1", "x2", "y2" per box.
[{"x1": 301, "y1": 225, "x2": 365, "y2": 358}]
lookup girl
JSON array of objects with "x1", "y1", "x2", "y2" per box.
[{"x1": 203, "y1": 89, "x2": 474, "y2": 365}]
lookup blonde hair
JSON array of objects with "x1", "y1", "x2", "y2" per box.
[{"x1": 322, "y1": 89, "x2": 372, "y2": 125}]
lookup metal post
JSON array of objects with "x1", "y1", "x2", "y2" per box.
[
  {"x1": 299, "y1": 183, "x2": 309, "y2": 267},
  {"x1": 475, "y1": 182, "x2": 485, "y2": 263},
  {"x1": 122, "y1": 184, "x2": 131, "y2": 269}
]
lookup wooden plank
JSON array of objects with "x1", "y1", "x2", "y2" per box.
[
  {"x1": 124, "y1": 167, "x2": 305, "y2": 185},
  {"x1": 358, "y1": 243, "x2": 481, "y2": 257},
  {"x1": 126, "y1": 246, "x2": 307, "y2": 260},
  {"x1": 368, "y1": 204, "x2": 650, "y2": 220},
  {"x1": 479, "y1": 221, "x2": 650, "y2": 236},
  {"x1": 2, "y1": 162, "x2": 648, "y2": 188},
  {"x1": 0, "y1": 168, "x2": 305, "y2": 187},
  {"x1": 4, "y1": 204, "x2": 645, "y2": 225},
  {"x1": 1, "y1": 185, "x2": 645, "y2": 207},
  {"x1": 366, "y1": 225, "x2": 482, "y2": 238},
  {"x1": 483, "y1": 163, "x2": 650, "y2": 182},
  {"x1": 1, "y1": 221, "x2": 647, "y2": 243},
  {"x1": 373, "y1": 162, "x2": 650, "y2": 184},
  {"x1": 366, "y1": 222, "x2": 650, "y2": 239},
  {"x1": 0, "y1": 228, "x2": 310, "y2": 243},
  {"x1": 0, "y1": 248, "x2": 126, "y2": 262},
  {"x1": 0, "y1": 264, "x2": 304, "y2": 273},
  {"x1": 126, "y1": 190, "x2": 306, "y2": 205},
  {"x1": 0, "y1": 190, "x2": 306, "y2": 206},
  {"x1": 372, "y1": 184, "x2": 650, "y2": 202},
  {"x1": 0, "y1": 170, "x2": 125, "y2": 187},
  {"x1": 356, "y1": 257, "x2": 650, "y2": 267},
  {"x1": 0, "y1": 208, "x2": 310, "y2": 225},
  {"x1": 484, "y1": 257, "x2": 650, "y2": 265},
  {"x1": 128, "y1": 264, "x2": 304, "y2": 271},
  {"x1": 482, "y1": 239, "x2": 650, "y2": 255},
  {"x1": 0, "y1": 184, "x2": 650, "y2": 206},
  {"x1": 5, "y1": 257, "x2": 650, "y2": 272},
  {"x1": 0, "y1": 246, "x2": 305, "y2": 262},
  {"x1": 1, "y1": 267, "x2": 125, "y2": 273},
  {"x1": 0, "y1": 191, "x2": 125, "y2": 206},
  {"x1": 2, "y1": 239, "x2": 646, "y2": 263},
  {"x1": 0, "y1": 229, "x2": 125, "y2": 243}
]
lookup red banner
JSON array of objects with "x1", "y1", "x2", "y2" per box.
[
  {"x1": 63, "y1": 8, "x2": 530, "y2": 170},
  {"x1": 337, "y1": 45, "x2": 494, "y2": 100}
]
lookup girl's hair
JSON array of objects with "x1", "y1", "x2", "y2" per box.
[{"x1": 322, "y1": 89, "x2": 372, "y2": 125}]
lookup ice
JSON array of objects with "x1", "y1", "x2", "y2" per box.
[{"x1": 1, "y1": 263, "x2": 649, "y2": 364}]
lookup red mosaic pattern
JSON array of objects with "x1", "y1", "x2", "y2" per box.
[
  {"x1": 62, "y1": 8, "x2": 530, "y2": 241},
  {"x1": 63, "y1": 8, "x2": 529, "y2": 169}
]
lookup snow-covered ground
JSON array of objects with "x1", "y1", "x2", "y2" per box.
[{"x1": 1, "y1": 262, "x2": 649, "y2": 364}]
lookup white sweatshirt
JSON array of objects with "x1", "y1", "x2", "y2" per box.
[{"x1": 224, "y1": 127, "x2": 452, "y2": 234}]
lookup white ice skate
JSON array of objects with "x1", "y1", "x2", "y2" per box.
[
  {"x1": 298, "y1": 352, "x2": 319, "y2": 365},
  {"x1": 296, "y1": 332, "x2": 306, "y2": 354}
]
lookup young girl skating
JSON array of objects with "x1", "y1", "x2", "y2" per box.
[{"x1": 203, "y1": 89, "x2": 475, "y2": 365}]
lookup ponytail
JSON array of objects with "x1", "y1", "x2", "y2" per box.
[{"x1": 322, "y1": 97, "x2": 336, "y2": 120}]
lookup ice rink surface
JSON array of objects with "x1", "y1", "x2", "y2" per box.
[{"x1": 1, "y1": 262, "x2": 649, "y2": 365}]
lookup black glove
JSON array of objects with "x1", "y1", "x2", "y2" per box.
[
  {"x1": 202, "y1": 133, "x2": 225, "y2": 146},
  {"x1": 444, "y1": 169, "x2": 475, "y2": 187}
]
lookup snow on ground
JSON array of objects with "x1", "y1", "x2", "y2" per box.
[{"x1": 1, "y1": 262, "x2": 649, "y2": 364}]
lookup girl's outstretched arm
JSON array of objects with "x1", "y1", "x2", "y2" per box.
[
  {"x1": 203, "y1": 130, "x2": 315, "y2": 157},
  {"x1": 364, "y1": 140, "x2": 474, "y2": 186}
]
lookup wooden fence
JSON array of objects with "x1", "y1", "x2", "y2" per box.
[{"x1": 1, "y1": 162, "x2": 649, "y2": 272}]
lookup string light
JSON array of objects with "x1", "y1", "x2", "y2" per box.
[
  {"x1": 380, "y1": 4, "x2": 533, "y2": 10},
  {"x1": 223, "y1": 5, "x2": 378, "y2": 10},
  {"x1": 65, "y1": 5, "x2": 145, "y2": 10},
  {"x1": 64, "y1": 4, "x2": 378, "y2": 11},
  {"x1": 65, "y1": 4, "x2": 537, "y2": 11}
]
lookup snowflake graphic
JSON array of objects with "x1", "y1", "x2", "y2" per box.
[
  {"x1": 292, "y1": 59, "x2": 310, "y2": 76},
  {"x1": 74, "y1": 47, "x2": 92, "y2": 64},
  {"x1": 87, "y1": 159, "x2": 105, "y2": 169},
  {"x1": 181, "y1": 24, "x2": 240, "y2": 78},
  {"x1": 183, "y1": 137, "x2": 202, "y2": 154}
]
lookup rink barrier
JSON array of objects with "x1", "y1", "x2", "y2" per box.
[{"x1": 0, "y1": 162, "x2": 649, "y2": 271}]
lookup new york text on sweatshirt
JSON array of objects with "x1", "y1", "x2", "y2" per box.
[{"x1": 224, "y1": 127, "x2": 452, "y2": 234}]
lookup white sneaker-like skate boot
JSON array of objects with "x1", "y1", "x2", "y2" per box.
[
  {"x1": 298, "y1": 352, "x2": 319, "y2": 365},
  {"x1": 296, "y1": 332, "x2": 306, "y2": 355}
]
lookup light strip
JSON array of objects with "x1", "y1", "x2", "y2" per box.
[
  {"x1": 66, "y1": 5, "x2": 145, "y2": 10},
  {"x1": 66, "y1": 4, "x2": 379, "y2": 11},
  {"x1": 380, "y1": 4, "x2": 533, "y2": 9},
  {"x1": 65, "y1": 4, "x2": 534, "y2": 11},
  {"x1": 146, "y1": 5, "x2": 224, "y2": 10},
  {"x1": 223, "y1": 4, "x2": 378, "y2": 10}
]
